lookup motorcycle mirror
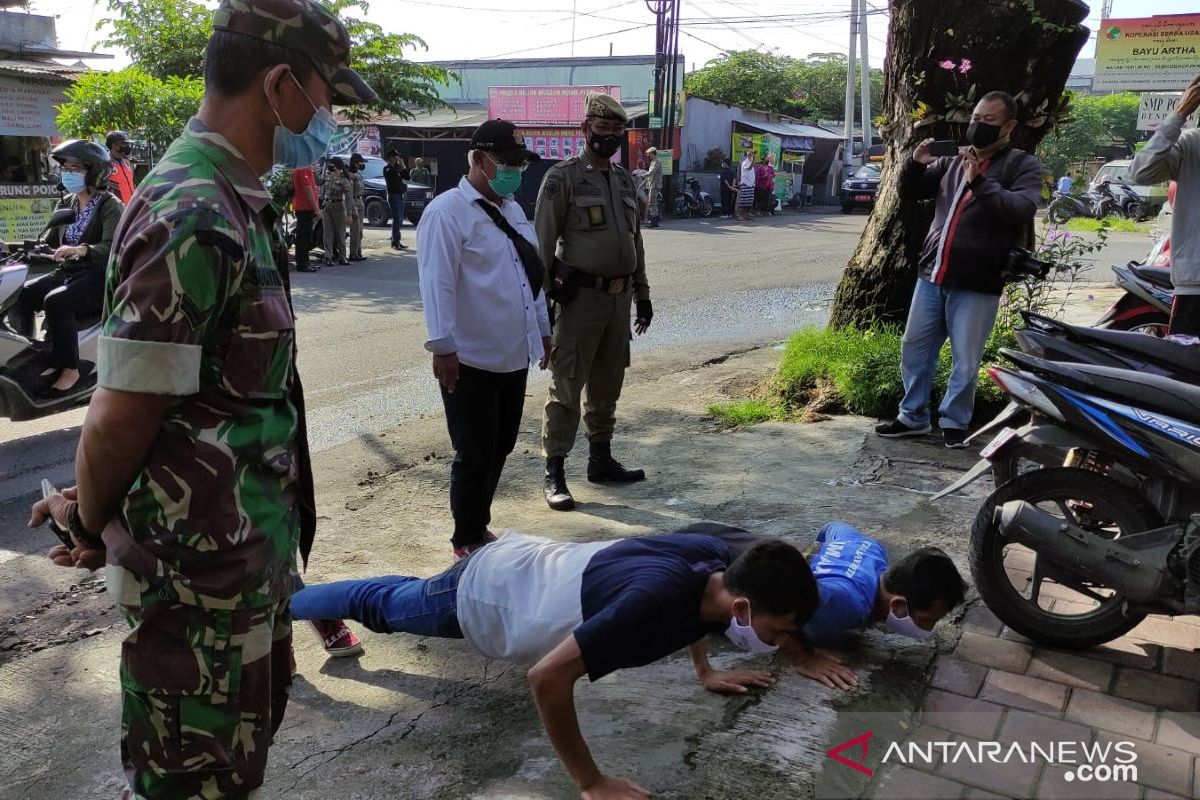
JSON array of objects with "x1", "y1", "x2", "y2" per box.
[{"x1": 42, "y1": 207, "x2": 76, "y2": 234}]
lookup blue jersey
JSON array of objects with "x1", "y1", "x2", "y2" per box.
[{"x1": 801, "y1": 521, "x2": 889, "y2": 644}]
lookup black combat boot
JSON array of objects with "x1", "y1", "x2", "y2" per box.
[
  {"x1": 587, "y1": 442, "x2": 645, "y2": 484},
  {"x1": 544, "y1": 457, "x2": 575, "y2": 511}
]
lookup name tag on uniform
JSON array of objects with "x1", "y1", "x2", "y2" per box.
[{"x1": 587, "y1": 205, "x2": 605, "y2": 227}]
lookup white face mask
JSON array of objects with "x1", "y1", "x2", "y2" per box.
[
  {"x1": 884, "y1": 600, "x2": 933, "y2": 641},
  {"x1": 725, "y1": 601, "x2": 779, "y2": 654}
]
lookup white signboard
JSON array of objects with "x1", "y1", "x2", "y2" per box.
[
  {"x1": 1137, "y1": 92, "x2": 1198, "y2": 131},
  {"x1": 0, "y1": 74, "x2": 67, "y2": 137}
]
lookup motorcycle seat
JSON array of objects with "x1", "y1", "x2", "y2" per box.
[
  {"x1": 1062, "y1": 323, "x2": 1200, "y2": 378},
  {"x1": 1063, "y1": 362, "x2": 1200, "y2": 425},
  {"x1": 1130, "y1": 264, "x2": 1174, "y2": 289}
]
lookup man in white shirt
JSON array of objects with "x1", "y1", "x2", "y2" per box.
[{"x1": 418, "y1": 119, "x2": 551, "y2": 559}]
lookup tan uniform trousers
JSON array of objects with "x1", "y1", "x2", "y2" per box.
[
  {"x1": 322, "y1": 201, "x2": 346, "y2": 261},
  {"x1": 349, "y1": 198, "x2": 365, "y2": 258},
  {"x1": 542, "y1": 286, "x2": 632, "y2": 458}
]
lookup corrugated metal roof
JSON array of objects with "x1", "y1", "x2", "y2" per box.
[
  {"x1": 0, "y1": 58, "x2": 82, "y2": 79},
  {"x1": 738, "y1": 119, "x2": 842, "y2": 140},
  {"x1": 354, "y1": 101, "x2": 651, "y2": 130}
]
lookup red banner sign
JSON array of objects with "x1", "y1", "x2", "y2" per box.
[{"x1": 487, "y1": 85, "x2": 622, "y2": 126}]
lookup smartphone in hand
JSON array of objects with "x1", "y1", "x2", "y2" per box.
[
  {"x1": 928, "y1": 140, "x2": 959, "y2": 158},
  {"x1": 40, "y1": 479, "x2": 75, "y2": 550}
]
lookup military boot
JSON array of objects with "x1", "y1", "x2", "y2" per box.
[
  {"x1": 544, "y1": 457, "x2": 575, "y2": 511},
  {"x1": 587, "y1": 442, "x2": 646, "y2": 483}
]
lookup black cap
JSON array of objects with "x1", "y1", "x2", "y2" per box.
[
  {"x1": 471, "y1": 119, "x2": 540, "y2": 163},
  {"x1": 328, "y1": 156, "x2": 345, "y2": 169}
]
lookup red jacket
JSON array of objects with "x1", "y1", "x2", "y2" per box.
[
  {"x1": 110, "y1": 159, "x2": 135, "y2": 204},
  {"x1": 292, "y1": 167, "x2": 319, "y2": 212}
]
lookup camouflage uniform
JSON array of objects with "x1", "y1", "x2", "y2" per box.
[
  {"x1": 347, "y1": 165, "x2": 365, "y2": 259},
  {"x1": 94, "y1": 2, "x2": 375, "y2": 797},
  {"x1": 322, "y1": 168, "x2": 351, "y2": 263}
]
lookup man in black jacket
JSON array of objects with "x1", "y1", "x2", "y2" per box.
[
  {"x1": 876, "y1": 91, "x2": 1042, "y2": 448},
  {"x1": 384, "y1": 149, "x2": 409, "y2": 250}
]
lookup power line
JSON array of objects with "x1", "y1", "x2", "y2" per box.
[{"x1": 473, "y1": 22, "x2": 653, "y2": 59}]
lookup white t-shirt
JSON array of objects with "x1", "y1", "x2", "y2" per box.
[{"x1": 740, "y1": 159, "x2": 756, "y2": 188}]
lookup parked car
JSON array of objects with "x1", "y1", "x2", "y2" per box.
[
  {"x1": 839, "y1": 164, "x2": 881, "y2": 213},
  {"x1": 330, "y1": 155, "x2": 433, "y2": 227},
  {"x1": 1090, "y1": 159, "x2": 1167, "y2": 217}
]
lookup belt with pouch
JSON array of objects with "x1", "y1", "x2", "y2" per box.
[{"x1": 578, "y1": 273, "x2": 633, "y2": 294}]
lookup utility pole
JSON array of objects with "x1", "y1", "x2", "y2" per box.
[
  {"x1": 843, "y1": 0, "x2": 858, "y2": 166},
  {"x1": 858, "y1": 0, "x2": 872, "y2": 151},
  {"x1": 1101, "y1": 0, "x2": 1113, "y2": 20},
  {"x1": 571, "y1": 0, "x2": 578, "y2": 58}
]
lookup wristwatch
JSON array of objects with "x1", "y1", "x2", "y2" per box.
[{"x1": 67, "y1": 502, "x2": 105, "y2": 551}]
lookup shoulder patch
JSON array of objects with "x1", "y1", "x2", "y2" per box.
[{"x1": 543, "y1": 178, "x2": 561, "y2": 198}]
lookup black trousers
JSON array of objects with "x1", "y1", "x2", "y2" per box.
[
  {"x1": 1170, "y1": 295, "x2": 1200, "y2": 337},
  {"x1": 440, "y1": 364, "x2": 528, "y2": 548},
  {"x1": 720, "y1": 189, "x2": 735, "y2": 215},
  {"x1": 10, "y1": 269, "x2": 103, "y2": 370},
  {"x1": 294, "y1": 210, "x2": 316, "y2": 268}
]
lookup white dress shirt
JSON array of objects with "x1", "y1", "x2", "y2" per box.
[{"x1": 418, "y1": 177, "x2": 551, "y2": 373}]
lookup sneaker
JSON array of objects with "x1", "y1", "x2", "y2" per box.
[
  {"x1": 308, "y1": 619, "x2": 364, "y2": 657},
  {"x1": 453, "y1": 529, "x2": 498, "y2": 560},
  {"x1": 875, "y1": 419, "x2": 932, "y2": 438},
  {"x1": 943, "y1": 428, "x2": 969, "y2": 449}
]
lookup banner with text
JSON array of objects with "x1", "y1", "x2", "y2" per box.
[
  {"x1": 487, "y1": 85, "x2": 621, "y2": 126},
  {"x1": 0, "y1": 184, "x2": 62, "y2": 241},
  {"x1": 1094, "y1": 15, "x2": 1200, "y2": 91},
  {"x1": 1136, "y1": 92, "x2": 1200, "y2": 131},
  {"x1": 0, "y1": 74, "x2": 68, "y2": 137}
]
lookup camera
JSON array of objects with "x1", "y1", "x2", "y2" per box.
[{"x1": 1002, "y1": 248, "x2": 1053, "y2": 283}]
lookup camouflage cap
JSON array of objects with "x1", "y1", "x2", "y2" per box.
[
  {"x1": 212, "y1": 0, "x2": 377, "y2": 106},
  {"x1": 584, "y1": 92, "x2": 628, "y2": 124}
]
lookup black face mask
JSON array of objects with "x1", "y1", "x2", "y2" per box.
[
  {"x1": 966, "y1": 121, "x2": 1004, "y2": 149},
  {"x1": 588, "y1": 132, "x2": 622, "y2": 159}
]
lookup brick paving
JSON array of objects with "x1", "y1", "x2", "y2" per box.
[{"x1": 873, "y1": 602, "x2": 1200, "y2": 799}]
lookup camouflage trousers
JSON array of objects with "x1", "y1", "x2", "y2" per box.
[{"x1": 118, "y1": 598, "x2": 293, "y2": 799}]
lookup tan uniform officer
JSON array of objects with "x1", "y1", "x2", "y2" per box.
[
  {"x1": 535, "y1": 92, "x2": 653, "y2": 511},
  {"x1": 347, "y1": 152, "x2": 366, "y2": 261},
  {"x1": 322, "y1": 155, "x2": 351, "y2": 264}
]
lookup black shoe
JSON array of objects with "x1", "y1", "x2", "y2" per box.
[
  {"x1": 338, "y1": 257, "x2": 350, "y2": 265},
  {"x1": 875, "y1": 419, "x2": 932, "y2": 438},
  {"x1": 349, "y1": 254, "x2": 365, "y2": 262},
  {"x1": 943, "y1": 428, "x2": 969, "y2": 449},
  {"x1": 586, "y1": 442, "x2": 645, "y2": 483},
  {"x1": 323, "y1": 258, "x2": 333, "y2": 267},
  {"x1": 544, "y1": 457, "x2": 575, "y2": 511},
  {"x1": 296, "y1": 264, "x2": 319, "y2": 273}
]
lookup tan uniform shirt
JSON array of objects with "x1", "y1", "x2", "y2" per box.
[{"x1": 534, "y1": 156, "x2": 649, "y2": 301}]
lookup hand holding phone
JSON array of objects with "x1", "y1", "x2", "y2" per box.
[
  {"x1": 928, "y1": 140, "x2": 960, "y2": 158},
  {"x1": 40, "y1": 479, "x2": 75, "y2": 550}
]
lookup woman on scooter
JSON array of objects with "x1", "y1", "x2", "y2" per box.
[{"x1": 9, "y1": 140, "x2": 123, "y2": 397}]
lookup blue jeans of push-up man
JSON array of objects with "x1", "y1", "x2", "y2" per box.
[{"x1": 291, "y1": 559, "x2": 466, "y2": 639}]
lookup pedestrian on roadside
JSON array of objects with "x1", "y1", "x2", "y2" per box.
[
  {"x1": 719, "y1": 156, "x2": 736, "y2": 219},
  {"x1": 347, "y1": 152, "x2": 366, "y2": 261},
  {"x1": 384, "y1": 149, "x2": 409, "y2": 250},
  {"x1": 643, "y1": 146, "x2": 662, "y2": 228},
  {"x1": 1131, "y1": 74, "x2": 1200, "y2": 337},
  {"x1": 535, "y1": 92, "x2": 652, "y2": 512},
  {"x1": 106, "y1": 130, "x2": 137, "y2": 204},
  {"x1": 26, "y1": 2, "x2": 375, "y2": 795},
  {"x1": 291, "y1": 161, "x2": 320, "y2": 272},
  {"x1": 409, "y1": 156, "x2": 431, "y2": 188},
  {"x1": 876, "y1": 90, "x2": 1042, "y2": 448},
  {"x1": 755, "y1": 152, "x2": 776, "y2": 215},
  {"x1": 736, "y1": 151, "x2": 756, "y2": 220},
  {"x1": 322, "y1": 155, "x2": 351, "y2": 265},
  {"x1": 418, "y1": 119, "x2": 550, "y2": 559}
]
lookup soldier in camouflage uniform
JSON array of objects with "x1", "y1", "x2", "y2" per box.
[
  {"x1": 535, "y1": 92, "x2": 654, "y2": 512},
  {"x1": 322, "y1": 156, "x2": 351, "y2": 265},
  {"x1": 347, "y1": 152, "x2": 366, "y2": 261},
  {"x1": 28, "y1": 1, "x2": 376, "y2": 797}
]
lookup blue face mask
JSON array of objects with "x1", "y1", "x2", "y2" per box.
[
  {"x1": 60, "y1": 171, "x2": 87, "y2": 194},
  {"x1": 270, "y1": 72, "x2": 337, "y2": 169}
]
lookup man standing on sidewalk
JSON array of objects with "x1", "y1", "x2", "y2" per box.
[
  {"x1": 321, "y1": 156, "x2": 351, "y2": 265},
  {"x1": 347, "y1": 152, "x2": 367, "y2": 261},
  {"x1": 536, "y1": 93, "x2": 652, "y2": 511},
  {"x1": 27, "y1": 1, "x2": 374, "y2": 795},
  {"x1": 384, "y1": 149, "x2": 409, "y2": 250},
  {"x1": 418, "y1": 120, "x2": 550, "y2": 559},
  {"x1": 409, "y1": 156, "x2": 432, "y2": 188},
  {"x1": 876, "y1": 91, "x2": 1041, "y2": 448},
  {"x1": 106, "y1": 130, "x2": 137, "y2": 204},
  {"x1": 291, "y1": 162, "x2": 320, "y2": 272},
  {"x1": 643, "y1": 146, "x2": 662, "y2": 228},
  {"x1": 1131, "y1": 75, "x2": 1200, "y2": 336}
]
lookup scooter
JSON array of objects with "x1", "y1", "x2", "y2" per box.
[
  {"x1": 1112, "y1": 180, "x2": 1145, "y2": 221},
  {"x1": 936, "y1": 353, "x2": 1200, "y2": 649},
  {"x1": 1047, "y1": 183, "x2": 1117, "y2": 224},
  {"x1": 1094, "y1": 260, "x2": 1172, "y2": 336},
  {"x1": 0, "y1": 208, "x2": 102, "y2": 421},
  {"x1": 673, "y1": 177, "x2": 714, "y2": 218}
]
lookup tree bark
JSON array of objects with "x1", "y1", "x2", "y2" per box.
[{"x1": 828, "y1": 0, "x2": 1090, "y2": 329}]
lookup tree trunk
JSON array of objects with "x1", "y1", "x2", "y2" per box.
[{"x1": 828, "y1": 0, "x2": 1090, "y2": 329}]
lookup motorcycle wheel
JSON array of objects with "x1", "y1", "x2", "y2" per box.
[
  {"x1": 969, "y1": 468, "x2": 1156, "y2": 649},
  {"x1": 699, "y1": 196, "x2": 714, "y2": 217},
  {"x1": 1124, "y1": 203, "x2": 1144, "y2": 222},
  {"x1": 1047, "y1": 198, "x2": 1074, "y2": 224},
  {"x1": 1103, "y1": 310, "x2": 1170, "y2": 338}
]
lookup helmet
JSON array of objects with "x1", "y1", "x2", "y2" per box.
[
  {"x1": 51, "y1": 139, "x2": 112, "y2": 190},
  {"x1": 105, "y1": 130, "x2": 130, "y2": 150}
]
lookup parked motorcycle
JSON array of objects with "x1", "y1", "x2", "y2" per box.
[
  {"x1": 1112, "y1": 180, "x2": 1145, "y2": 221},
  {"x1": 938, "y1": 352, "x2": 1200, "y2": 648},
  {"x1": 1094, "y1": 260, "x2": 1172, "y2": 336},
  {"x1": 0, "y1": 209, "x2": 101, "y2": 421},
  {"x1": 1047, "y1": 182, "x2": 1117, "y2": 224},
  {"x1": 673, "y1": 177, "x2": 714, "y2": 218}
]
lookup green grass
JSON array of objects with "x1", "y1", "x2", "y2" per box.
[
  {"x1": 1063, "y1": 216, "x2": 1153, "y2": 234},
  {"x1": 708, "y1": 398, "x2": 785, "y2": 426}
]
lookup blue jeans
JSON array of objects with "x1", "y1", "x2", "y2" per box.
[
  {"x1": 389, "y1": 194, "x2": 405, "y2": 245},
  {"x1": 898, "y1": 279, "x2": 1000, "y2": 431},
  {"x1": 291, "y1": 560, "x2": 465, "y2": 638}
]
